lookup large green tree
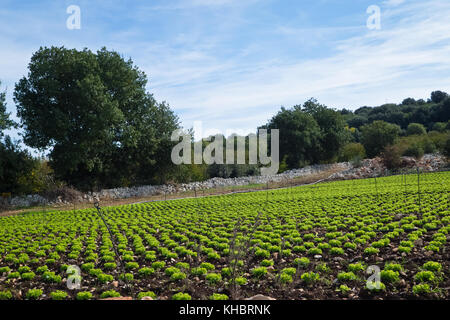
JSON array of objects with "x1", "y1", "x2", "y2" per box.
[
  {"x1": 361, "y1": 120, "x2": 401, "y2": 157},
  {"x1": 0, "y1": 81, "x2": 36, "y2": 194},
  {"x1": 14, "y1": 47, "x2": 179, "y2": 190},
  {"x1": 302, "y1": 99, "x2": 351, "y2": 163},
  {"x1": 0, "y1": 81, "x2": 15, "y2": 135},
  {"x1": 263, "y1": 105, "x2": 321, "y2": 168}
]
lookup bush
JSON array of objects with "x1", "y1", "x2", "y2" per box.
[
  {"x1": 339, "y1": 143, "x2": 366, "y2": 162},
  {"x1": 361, "y1": 121, "x2": 401, "y2": 157},
  {"x1": 403, "y1": 144, "x2": 424, "y2": 159},
  {"x1": 76, "y1": 291, "x2": 93, "y2": 300},
  {"x1": 406, "y1": 123, "x2": 426, "y2": 136},
  {"x1": 382, "y1": 145, "x2": 402, "y2": 170}
]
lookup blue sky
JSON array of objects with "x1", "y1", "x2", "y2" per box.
[{"x1": 1, "y1": 0, "x2": 450, "y2": 143}]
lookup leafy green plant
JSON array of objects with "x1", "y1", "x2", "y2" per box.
[
  {"x1": 100, "y1": 290, "x2": 121, "y2": 299},
  {"x1": 172, "y1": 292, "x2": 191, "y2": 300},
  {"x1": 209, "y1": 293, "x2": 228, "y2": 300},
  {"x1": 251, "y1": 267, "x2": 267, "y2": 278},
  {"x1": 26, "y1": 289, "x2": 43, "y2": 300},
  {"x1": 137, "y1": 291, "x2": 157, "y2": 299},
  {"x1": 50, "y1": 290, "x2": 68, "y2": 300},
  {"x1": 206, "y1": 273, "x2": 222, "y2": 285},
  {"x1": 0, "y1": 290, "x2": 13, "y2": 300},
  {"x1": 76, "y1": 291, "x2": 93, "y2": 300},
  {"x1": 301, "y1": 272, "x2": 320, "y2": 285}
]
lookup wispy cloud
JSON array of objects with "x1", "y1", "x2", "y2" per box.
[{"x1": 1, "y1": 0, "x2": 449, "y2": 140}]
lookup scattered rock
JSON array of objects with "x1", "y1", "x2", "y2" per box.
[
  {"x1": 245, "y1": 294, "x2": 276, "y2": 301},
  {"x1": 102, "y1": 297, "x2": 132, "y2": 300},
  {"x1": 141, "y1": 296, "x2": 153, "y2": 300}
]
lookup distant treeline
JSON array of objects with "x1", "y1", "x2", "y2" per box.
[{"x1": 1, "y1": 46, "x2": 449, "y2": 196}]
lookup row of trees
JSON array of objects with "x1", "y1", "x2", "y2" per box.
[{"x1": 1, "y1": 46, "x2": 450, "y2": 195}]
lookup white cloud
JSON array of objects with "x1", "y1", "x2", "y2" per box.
[
  {"x1": 141, "y1": 0, "x2": 450, "y2": 133},
  {"x1": 383, "y1": 0, "x2": 406, "y2": 7}
]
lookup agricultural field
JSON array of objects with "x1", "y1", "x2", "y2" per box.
[{"x1": 0, "y1": 171, "x2": 449, "y2": 300}]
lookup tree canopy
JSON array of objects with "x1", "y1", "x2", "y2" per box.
[{"x1": 14, "y1": 47, "x2": 179, "y2": 190}]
